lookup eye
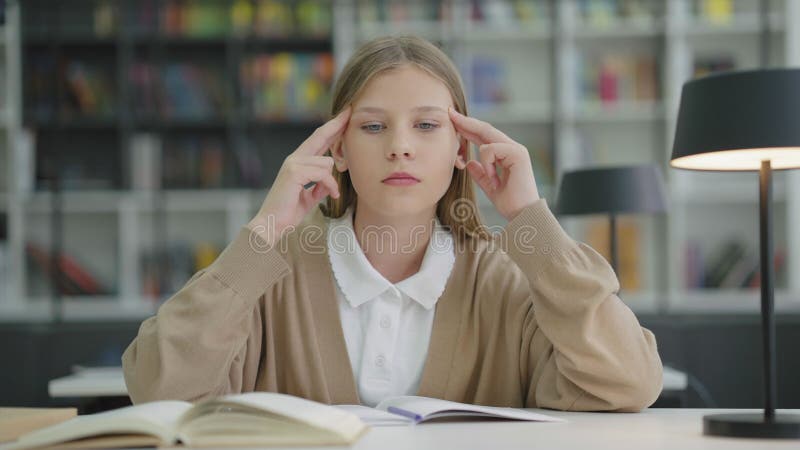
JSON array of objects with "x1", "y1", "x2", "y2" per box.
[
  {"x1": 360, "y1": 123, "x2": 385, "y2": 133},
  {"x1": 416, "y1": 121, "x2": 440, "y2": 131}
]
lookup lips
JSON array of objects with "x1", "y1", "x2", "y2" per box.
[{"x1": 382, "y1": 171, "x2": 420, "y2": 183}]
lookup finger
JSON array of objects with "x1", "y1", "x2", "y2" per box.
[
  {"x1": 293, "y1": 155, "x2": 335, "y2": 169},
  {"x1": 477, "y1": 145, "x2": 501, "y2": 189},
  {"x1": 300, "y1": 168, "x2": 340, "y2": 199},
  {"x1": 310, "y1": 182, "x2": 331, "y2": 203},
  {"x1": 448, "y1": 107, "x2": 514, "y2": 145},
  {"x1": 465, "y1": 160, "x2": 494, "y2": 193},
  {"x1": 296, "y1": 105, "x2": 351, "y2": 157},
  {"x1": 478, "y1": 143, "x2": 522, "y2": 170}
]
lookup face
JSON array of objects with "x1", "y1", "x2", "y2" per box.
[{"x1": 333, "y1": 65, "x2": 467, "y2": 218}]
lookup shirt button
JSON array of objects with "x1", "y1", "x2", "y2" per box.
[
  {"x1": 380, "y1": 315, "x2": 391, "y2": 329},
  {"x1": 375, "y1": 354, "x2": 386, "y2": 367}
]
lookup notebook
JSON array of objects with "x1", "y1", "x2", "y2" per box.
[
  {"x1": 0, "y1": 393, "x2": 367, "y2": 450},
  {"x1": 337, "y1": 396, "x2": 565, "y2": 425}
]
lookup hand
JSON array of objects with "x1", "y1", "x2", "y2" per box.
[
  {"x1": 448, "y1": 107, "x2": 540, "y2": 221},
  {"x1": 248, "y1": 106, "x2": 351, "y2": 245}
]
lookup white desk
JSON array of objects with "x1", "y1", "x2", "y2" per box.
[
  {"x1": 48, "y1": 367, "x2": 127, "y2": 398},
  {"x1": 350, "y1": 409, "x2": 800, "y2": 450},
  {"x1": 48, "y1": 366, "x2": 689, "y2": 398}
]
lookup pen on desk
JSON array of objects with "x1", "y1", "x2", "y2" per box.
[{"x1": 387, "y1": 406, "x2": 423, "y2": 424}]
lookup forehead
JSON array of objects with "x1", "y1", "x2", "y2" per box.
[{"x1": 351, "y1": 65, "x2": 453, "y2": 115}]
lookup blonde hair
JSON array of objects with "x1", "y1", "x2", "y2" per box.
[{"x1": 323, "y1": 35, "x2": 491, "y2": 242}]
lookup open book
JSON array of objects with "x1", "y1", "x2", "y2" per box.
[
  {"x1": 336, "y1": 396, "x2": 565, "y2": 426},
  {"x1": 1, "y1": 393, "x2": 367, "y2": 450}
]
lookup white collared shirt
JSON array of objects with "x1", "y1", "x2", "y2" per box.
[{"x1": 327, "y1": 206, "x2": 455, "y2": 407}]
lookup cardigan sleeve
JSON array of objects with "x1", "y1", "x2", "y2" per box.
[
  {"x1": 121, "y1": 226, "x2": 291, "y2": 404},
  {"x1": 503, "y1": 199, "x2": 663, "y2": 412}
]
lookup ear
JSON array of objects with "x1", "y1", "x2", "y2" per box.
[
  {"x1": 454, "y1": 135, "x2": 467, "y2": 170},
  {"x1": 331, "y1": 140, "x2": 349, "y2": 173}
]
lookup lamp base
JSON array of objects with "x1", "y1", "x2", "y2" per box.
[{"x1": 704, "y1": 413, "x2": 800, "y2": 439}]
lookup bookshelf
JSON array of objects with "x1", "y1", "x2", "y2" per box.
[
  {"x1": 336, "y1": 0, "x2": 800, "y2": 314},
  {"x1": 1, "y1": 0, "x2": 335, "y2": 320},
  {"x1": 2, "y1": 0, "x2": 800, "y2": 321}
]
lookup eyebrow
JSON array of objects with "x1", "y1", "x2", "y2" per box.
[{"x1": 353, "y1": 106, "x2": 447, "y2": 115}]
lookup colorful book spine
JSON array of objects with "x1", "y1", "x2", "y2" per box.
[
  {"x1": 129, "y1": 62, "x2": 227, "y2": 120},
  {"x1": 162, "y1": 136, "x2": 226, "y2": 189},
  {"x1": 577, "y1": 53, "x2": 658, "y2": 105},
  {"x1": 240, "y1": 52, "x2": 334, "y2": 120}
]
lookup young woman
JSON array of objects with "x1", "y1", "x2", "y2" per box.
[{"x1": 123, "y1": 35, "x2": 663, "y2": 412}]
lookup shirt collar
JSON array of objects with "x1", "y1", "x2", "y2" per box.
[{"x1": 327, "y1": 205, "x2": 455, "y2": 310}]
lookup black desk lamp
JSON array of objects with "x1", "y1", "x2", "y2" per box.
[
  {"x1": 671, "y1": 68, "x2": 800, "y2": 439},
  {"x1": 556, "y1": 165, "x2": 667, "y2": 274}
]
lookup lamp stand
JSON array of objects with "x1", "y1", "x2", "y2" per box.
[{"x1": 703, "y1": 160, "x2": 800, "y2": 439}]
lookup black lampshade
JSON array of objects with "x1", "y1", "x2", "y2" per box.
[
  {"x1": 556, "y1": 165, "x2": 667, "y2": 216},
  {"x1": 671, "y1": 68, "x2": 800, "y2": 171}
]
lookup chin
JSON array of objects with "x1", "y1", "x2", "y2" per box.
[{"x1": 362, "y1": 197, "x2": 437, "y2": 218}]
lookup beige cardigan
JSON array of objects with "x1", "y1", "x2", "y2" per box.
[{"x1": 122, "y1": 199, "x2": 663, "y2": 412}]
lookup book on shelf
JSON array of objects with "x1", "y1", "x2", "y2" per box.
[
  {"x1": 240, "y1": 52, "x2": 334, "y2": 121},
  {"x1": 93, "y1": 0, "x2": 116, "y2": 37},
  {"x1": 468, "y1": 0, "x2": 549, "y2": 27},
  {"x1": 162, "y1": 64, "x2": 226, "y2": 120},
  {"x1": 358, "y1": 0, "x2": 448, "y2": 24},
  {"x1": 744, "y1": 248, "x2": 787, "y2": 289},
  {"x1": 25, "y1": 243, "x2": 110, "y2": 296},
  {"x1": 233, "y1": 141, "x2": 265, "y2": 188},
  {"x1": 578, "y1": 53, "x2": 658, "y2": 106},
  {"x1": 1, "y1": 393, "x2": 367, "y2": 450},
  {"x1": 684, "y1": 239, "x2": 787, "y2": 289},
  {"x1": 162, "y1": 136, "x2": 226, "y2": 189},
  {"x1": 718, "y1": 247, "x2": 757, "y2": 289},
  {"x1": 142, "y1": 0, "x2": 331, "y2": 39},
  {"x1": 693, "y1": 54, "x2": 735, "y2": 79},
  {"x1": 577, "y1": 0, "x2": 655, "y2": 27},
  {"x1": 129, "y1": 62, "x2": 227, "y2": 121},
  {"x1": 140, "y1": 242, "x2": 221, "y2": 300},
  {"x1": 684, "y1": 240, "x2": 705, "y2": 289},
  {"x1": 466, "y1": 56, "x2": 508, "y2": 107},
  {"x1": 702, "y1": 239, "x2": 746, "y2": 288},
  {"x1": 694, "y1": 0, "x2": 734, "y2": 25},
  {"x1": 25, "y1": 55, "x2": 116, "y2": 120},
  {"x1": 62, "y1": 61, "x2": 116, "y2": 118},
  {"x1": 585, "y1": 217, "x2": 641, "y2": 291},
  {"x1": 160, "y1": 0, "x2": 230, "y2": 37}
]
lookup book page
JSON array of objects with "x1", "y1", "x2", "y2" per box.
[
  {"x1": 376, "y1": 396, "x2": 566, "y2": 423},
  {"x1": 5, "y1": 401, "x2": 191, "y2": 450},
  {"x1": 184, "y1": 393, "x2": 366, "y2": 442},
  {"x1": 333, "y1": 405, "x2": 413, "y2": 426}
]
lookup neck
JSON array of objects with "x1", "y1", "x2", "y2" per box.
[{"x1": 352, "y1": 203, "x2": 436, "y2": 284}]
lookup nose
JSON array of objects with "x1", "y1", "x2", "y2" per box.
[{"x1": 385, "y1": 135, "x2": 415, "y2": 160}]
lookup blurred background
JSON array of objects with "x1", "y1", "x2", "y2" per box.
[{"x1": 0, "y1": 0, "x2": 799, "y2": 410}]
